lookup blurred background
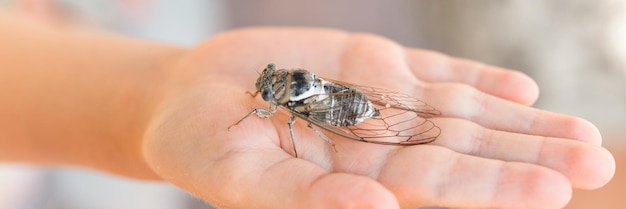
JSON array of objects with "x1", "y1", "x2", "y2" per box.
[{"x1": 0, "y1": 0, "x2": 624, "y2": 208}]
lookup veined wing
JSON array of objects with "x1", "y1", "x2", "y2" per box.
[
  {"x1": 287, "y1": 79, "x2": 441, "y2": 145},
  {"x1": 325, "y1": 79, "x2": 441, "y2": 117}
]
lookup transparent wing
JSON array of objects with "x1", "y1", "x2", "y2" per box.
[{"x1": 287, "y1": 79, "x2": 441, "y2": 145}]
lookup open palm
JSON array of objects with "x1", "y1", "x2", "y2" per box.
[{"x1": 142, "y1": 28, "x2": 614, "y2": 209}]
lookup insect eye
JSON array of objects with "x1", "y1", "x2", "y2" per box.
[{"x1": 261, "y1": 90, "x2": 273, "y2": 101}]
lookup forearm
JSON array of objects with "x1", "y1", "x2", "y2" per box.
[{"x1": 0, "y1": 14, "x2": 187, "y2": 179}]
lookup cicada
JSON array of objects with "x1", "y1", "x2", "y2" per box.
[{"x1": 229, "y1": 63, "x2": 441, "y2": 157}]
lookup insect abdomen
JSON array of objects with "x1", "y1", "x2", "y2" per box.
[{"x1": 306, "y1": 82, "x2": 379, "y2": 127}]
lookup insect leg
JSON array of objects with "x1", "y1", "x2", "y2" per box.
[
  {"x1": 227, "y1": 106, "x2": 276, "y2": 130},
  {"x1": 287, "y1": 115, "x2": 299, "y2": 157},
  {"x1": 307, "y1": 123, "x2": 337, "y2": 153}
]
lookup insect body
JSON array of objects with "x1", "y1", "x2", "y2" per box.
[{"x1": 230, "y1": 64, "x2": 441, "y2": 157}]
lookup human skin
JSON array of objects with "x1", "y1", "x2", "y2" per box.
[{"x1": 0, "y1": 14, "x2": 616, "y2": 209}]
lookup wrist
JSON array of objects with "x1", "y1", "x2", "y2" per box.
[
  {"x1": 0, "y1": 15, "x2": 189, "y2": 180},
  {"x1": 100, "y1": 40, "x2": 189, "y2": 180}
]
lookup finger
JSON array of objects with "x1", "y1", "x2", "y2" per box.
[
  {"x1": 421, "y1": 82, "x2": 602, "y2": 145},
  {"x1": 378, "y1": 146, "x2": 572, "y2": 209},
  {"x1": 406, "y1": 49, "x2": 539, "y2": 106},
  {"x1": 429, "y1": 118, "x2": 616, "y2": 189}
]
